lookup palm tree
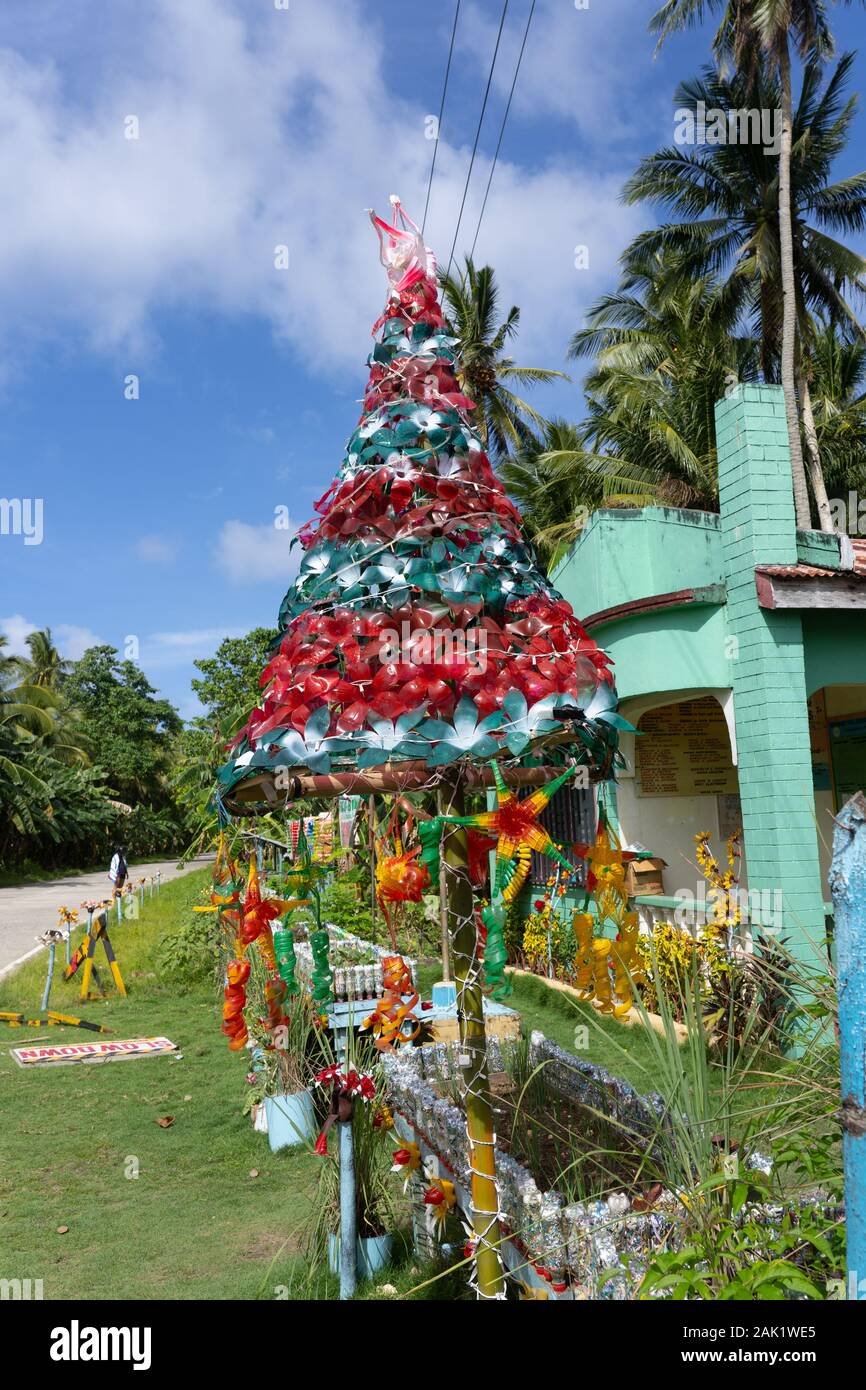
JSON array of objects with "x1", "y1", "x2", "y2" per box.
[
  {"x1": 807, "y1": 318, "x2": 866, "y2": 500},
  {"x1": 500, "y1": 419, "x2": 607, "y2": 567},
  {"x1": 626, "y1": 47, "x2": 866, "y2": 528},
  {"x1": 650, "y1": 0, "x2": 865, "y2": 530},
  {"x1": 16, "y1": 628, "x2": 72, "y2": 689},
  {"x1": 438, "y1": 257, "x2": 567, "y2": 461},
  {"x1": 518, "y1": 260, "x2": 759, "y2": 560}
]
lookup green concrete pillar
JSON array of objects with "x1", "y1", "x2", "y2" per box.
[{"x1": 714, "y1": 384, "x2": 826, "y2": 967}]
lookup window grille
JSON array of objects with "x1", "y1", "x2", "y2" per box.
[{"x1": 529, "y1": 783, "x2": 596, "y2": 888}]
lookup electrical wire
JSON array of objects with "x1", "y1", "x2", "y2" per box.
[
  {"x1": 470, "y1": 0, "x2": 536, "y2": 261},
  {"x1": 422, "y1": 0, "x2": 462, "y2": 237},
  {"x1": 445, "y1": 0, "x2": 510, "y2": 280}
]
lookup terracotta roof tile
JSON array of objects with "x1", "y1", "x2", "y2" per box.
[
  {"x1": 851, "y1": 539, "x2": 866, "y2": 575},
  {"x1": 756, "y1": 563, "x2": 846, "y2": 580}
]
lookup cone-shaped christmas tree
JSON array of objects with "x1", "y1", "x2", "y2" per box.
[
  {"x1": 217, "y1": 199, "x2": 621, "y2": 1300},
  {"x1": 218, "y1": 199, "x2": 619, "y2": 803}
]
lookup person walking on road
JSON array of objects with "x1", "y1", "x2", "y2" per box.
[{"x1": 109, "y1": 845, "x2": 129, "y2": 897}]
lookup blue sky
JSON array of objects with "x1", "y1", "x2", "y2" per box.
[{"x1": 2, "y1": 0, "x2": 864, "y2": 719}]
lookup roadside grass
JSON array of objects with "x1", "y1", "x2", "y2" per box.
[
  {"x1": 0, "y1": 869, "x2": 322, "y2": 1300},
  {"x1": 1, "y1": 873, "x2": 799, "y2": 1300}
]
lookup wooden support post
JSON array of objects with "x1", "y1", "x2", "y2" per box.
[
  {"x1": 441, "y1": 779, "x2": 504, "y2": 1300},
  {"x1": 368, "y1": 795, "x2": 377, "y2": 944},
  {"x1": 830, "y1": 791, "x2": 866, "y2": 1300}
]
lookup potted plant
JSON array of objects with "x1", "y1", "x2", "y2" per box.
[
  {"x1": 305, "y1": 1049, "x2": 397, "y2": 1280},
  {"x1": 259, "y1": 993, "x2": 323, "y2": 1151}
]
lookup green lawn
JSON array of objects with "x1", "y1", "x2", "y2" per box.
[
  {"x1": 0, "y1": 873, "x2": 792, "y2": 1299},
  {"x1": 0, "y1": 870, "x2": 321, "y2": 1300}
]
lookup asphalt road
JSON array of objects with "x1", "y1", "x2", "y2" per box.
[{"x1": 0, "y1": 857, "x2": 209, "y2": 978}]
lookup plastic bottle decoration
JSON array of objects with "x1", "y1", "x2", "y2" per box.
[
  {"x1": 424, "y1": 1177, "x2": 457, "y2": 1238},
  {"x1": 573, "y1": 912, "x2": 595, "y2": 996},
  {"x1": 240, "y1": 857, "x2": 286, "y2": 946},
  {"x1": 375, "y1": 844, "x2": 430, "y2": 949},
  {"x1": 262, "y1": 976, "x2": 288, "y2": 1034},
  {"x1": 222, "y1": 958, "x2": 251, "y2": 1051},
  {"x1": 618, "y1": 910, "x2": 644, "y2": 984},
  {"x1": 480, "y1": 898, "x2": 510, "y2": 1000},
  {"x1": 610, "y1": 947, "x2": 633, "y2": 1017},
  {"x1": 468, "y1": 830, "x2": 497, "y2": 888},
  {"x1": 272, "y1": 925, "x2": 300, "y2": 996},
  {"x1": 391, "y1": 1141, "x2": 422, "y2": 1191},
  {"x1": 591, "y1": 939, "x2": 614, "y2": 1014},
  {"x1": 310, "y1": 928, "x2": 334, "y2": 1006},
  {"x1": 421, "y1": 761, "x2": 581, "y2": 911},
  {"x1": 363, "y1": 954, "x2": 420, "y2": 1050}
]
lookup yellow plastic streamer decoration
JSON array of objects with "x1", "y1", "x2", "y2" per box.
[
  {"x1": 572, "y1": 912, "x2": 595, "y2": 997},
  {"x1": 591, "y1": 938, "x2": 613, "y2": 1014}
]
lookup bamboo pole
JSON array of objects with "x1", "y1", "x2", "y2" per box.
[
  {"x1": 441, "y1": 778, "x2": 504, "y2": 1299},
  {"x1": 436, "y1": 786, "x2": 451, "y2": 983},
  {"x1": 368, "y1": 794, "x2": 377, "y2": 943},
  {"x1": 829, "y1": 791, "x2": 866, "y2": 1300},
  {"x1": 228, "y1": 762, "x2": 574, "y2": 809}
]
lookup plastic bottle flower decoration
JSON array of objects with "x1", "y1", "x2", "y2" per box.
[
  {"x1": 423, "y1": 1177, "x2": 457, "y2": 1238},
  {"x1": 391, "y1": 1141, "x2": 422, "y2": 1191},
  {"x1": 312, "y1": 1065, "x2": 376, "y2": 1155},
  {"x1": 375, "y1": 843, "x2": 430, "y2": 949}
]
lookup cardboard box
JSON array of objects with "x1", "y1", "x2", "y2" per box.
[{"x1": 625, "y1": 857, "x2": 667, "y2": 897}]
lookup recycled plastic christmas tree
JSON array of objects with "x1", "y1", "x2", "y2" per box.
[
  {"x1": 217, "y1": 198, "x2": 621, "y2": 1298},
  {"x1": 218, "y1": 199, "x2": 620, "y2": 800}
]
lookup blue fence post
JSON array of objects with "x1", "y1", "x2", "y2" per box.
[
  {"x1": 829, "y1": 791, "x2": 866, "y2": 1301},
  {"x1": 40, "y1": 941, "x2": 56, "y2": 1013},
  {"x1": 339, "y1": 1114, "x2": 357, "y2": 1300}
]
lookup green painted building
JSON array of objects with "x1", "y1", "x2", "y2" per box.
[{"x1": 550, "y1": 384, "x2": 866, "y2": 961}]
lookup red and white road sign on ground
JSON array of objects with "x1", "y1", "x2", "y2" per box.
[{"x1": 11, "y1": 1036, "x2": 177, "y2": 1067}]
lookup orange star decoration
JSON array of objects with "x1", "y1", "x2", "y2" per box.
[{"x1": 456, "y1": 762, "x2": 579, "y2": 905}]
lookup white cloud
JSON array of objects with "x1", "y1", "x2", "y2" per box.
[
  {"x1": 0, "y1": 0, "x2": 644, "y2": 380},
  {"x1": 215, "y1": 519, "x2": 300, "y2": 586},
  {"x1": 55, "y1": 623, "x2": 105, "y2": 660},
  {"x1": 0, "y1": 613, "x2": 36, "y2": 656},
  {"x1": 0, "y1": 613, "x2": 102, "y2": 659},
  {"x1": 139, "y1": 627, "x2": 247, "y2": 669},
  {"x1": 458, "y1": 0, "x2": 663, "y2": 144},
  {"x1": 134, "y1": 534, "x2": 178, "y2": 566}
]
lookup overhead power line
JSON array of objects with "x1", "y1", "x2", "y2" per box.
[
  {"x1": 445, "y1": 0, "x2": 511, "y2": 280},
  {"x1": 470, "y1": 0, "x2": 536, "y2": 261},
  {"x1": 422, "y1": 0, "x2": 462, "y2": 237}
]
